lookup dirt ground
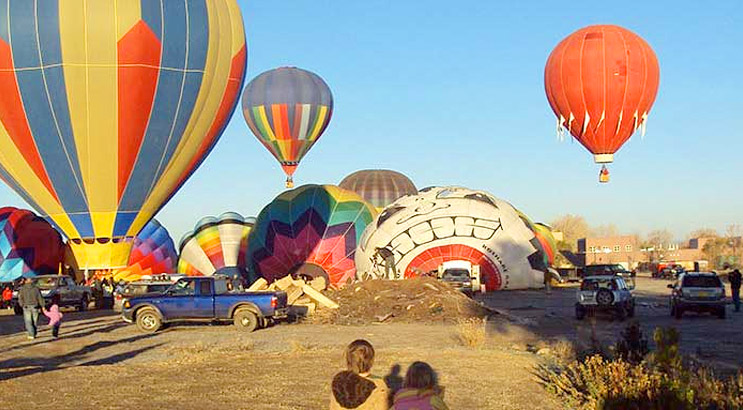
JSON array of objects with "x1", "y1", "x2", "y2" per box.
[{"x1": 1, "y1": 275, "x2": 740, "y2": 409}]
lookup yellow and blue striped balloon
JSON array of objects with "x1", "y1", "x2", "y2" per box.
[{"x1": 0, "y1": 1, "x2": 247, "y2": 269}]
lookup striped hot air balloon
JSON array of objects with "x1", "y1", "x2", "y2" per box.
[
  {"x1": 242, "y1": 67, "x2": 333, "y2": 188},
  {"x1": 339, "y1": 169, "x2": 417, "y2": 212},
  {"x1": 0, "y1": 1, "x2": 247, "y2": 270},
  {"x1": 178, "y1": 212, "x2": 255, "y2": 277},
  {"x1": 247, "y1": 185, "x2": 377, "y2": 288}
]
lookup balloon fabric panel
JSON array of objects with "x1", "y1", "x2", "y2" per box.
[
  {"x1": 247, "y1": 185, "x2": 376, "y2": 288},
  {"x1": 0, "y1": 1, "x2": 247, "y2": 269}
]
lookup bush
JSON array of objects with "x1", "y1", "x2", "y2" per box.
[
  {"x1": 454, "y1": 318, "x2": 487, "y2": 348},
  {"x1": 537, "y1": 326, "x2": 743, "y2": 409}
]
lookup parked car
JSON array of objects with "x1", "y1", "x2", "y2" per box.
[
  {"x1": 12, "y1": 275, "x2": 91, "y2": 314},
  {"x1": 575, "y1": 275, "x2": 635, "y2": 320},
  {"x1": 113, "y1": 281, "x2": 174, "y2": 312},
  {"x1": 121, "y1": 276, "x2": 289, "y2": 333},
  {"x1": 583, "y1": 264, "x2": 631, "y2": 277},
  {"x1": 668, "y1": 272, "x2": 726, "y2": 319}
]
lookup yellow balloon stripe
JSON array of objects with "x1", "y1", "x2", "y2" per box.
[
  {"x1": 115, "y1": 0, "x2": 142, "y2": 41},
  {"x1": 307, "y1": 105, "x2": 329, "y2": 141},
  {"x1": 85, "y1": 1, "x2": 118, "y2": 235}
]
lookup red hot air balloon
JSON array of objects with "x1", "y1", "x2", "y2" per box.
[{"x1": 544, "y1": 25, "x2": 660, "y2": 180}]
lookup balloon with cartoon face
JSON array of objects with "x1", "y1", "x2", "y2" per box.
[{"x1": 355, "y1": 187, "x2": 546, "y2": 290}]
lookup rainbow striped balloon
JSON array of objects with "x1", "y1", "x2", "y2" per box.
[
  {"x1": 0, "y1": 207, "x2": 63, "y2": 282},
  {"x1": 247, "y1": 185, "x2": 376, "y2": 288},
  {"x1": 178, "y1": 212, "x2": 255, "y2": 277},
  {"x1": 0, "y1": 1, "x2": 247, "y2": 269},
  {"x1": 242, "y1": 67, "x2": 333, "y2": 188}
]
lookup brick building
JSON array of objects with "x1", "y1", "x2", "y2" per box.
[{"x1": 576, "y1": 235, "x2": 709, "y2": 270}]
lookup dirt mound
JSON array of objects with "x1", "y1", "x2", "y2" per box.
[{"x1": 313, "y1": 276, "x2": 492, "y2": 325}]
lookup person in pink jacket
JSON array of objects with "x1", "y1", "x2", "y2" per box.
[
  {"x1": 392, "y1": 362, "x2": 448, "y2": 410},
  {"x1": 43, "y1": 294, "x2": 63, "y2": 339}
]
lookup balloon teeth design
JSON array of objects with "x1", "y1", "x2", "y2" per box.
[{"x1": 381, "y1": 216, "x2": 503, "y2": 265}]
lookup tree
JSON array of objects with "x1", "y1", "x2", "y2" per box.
[
  {"x1": 590, "y1": 224, "x2": 619, "y2": 237},
  {"x1": 641, "y1": 229, "x2": 674, "y2": 264},
  {"x1": 551, "y1": 214, "x2": 590, "y2": 251},
  {"x1": 687, "y1": 228, "x2": 718, "y2": 241}
]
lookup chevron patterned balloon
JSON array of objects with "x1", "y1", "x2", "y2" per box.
[
  {"x1": 247, "y1": 185, "x2": 377, "y2": 288},
  {"x1": 0, "y1": 207, "x2": 63, "y2": 282}
]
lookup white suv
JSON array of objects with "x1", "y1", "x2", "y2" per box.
[{"x1": 575, "y1": 275, "x2": 635, "y2": 320}]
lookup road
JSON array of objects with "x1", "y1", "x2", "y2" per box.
[{"x1": 478, "y1": 275, "x2": 743, "y2": 371}]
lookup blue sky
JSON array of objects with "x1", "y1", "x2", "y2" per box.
[{"x1": 1, "y1": 0, "x2": 741, "y2": 243}]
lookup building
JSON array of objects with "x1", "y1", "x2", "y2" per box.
[
  {"x1": 576, "y1": 235, "x2": 711, "y2": 270},
  {"x1": 577, "y1": 235, "x2": 641, "y2": 269}
]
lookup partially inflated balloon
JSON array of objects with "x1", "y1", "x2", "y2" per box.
[
  {"x1": 534, "y1": 223, "x2": 557, "y2": 267},
  {"x1": 178, "y1": 212, "x2": 255, "y2": 277},
  {"x1": 0, "y1": 2, "x2": 247, "y2": 269},
  {"x1": 113, "y1": 219, "x2": 177, "y2": 282},
  {"x1": 242, "y1": 67, "x2": 333, "y2": 188},
  {"x1": 247, "y1": 185, "x2": 376, "y2": 287},
  {"x1": 339, "y1": 170, "x2": 417, "y2": 212},
  {"x1": 0, "y1": 207, "x2": 63, "y2": 282},
  {"x1": 355, "y1": 187, "x2": 545, "y2": 290}
]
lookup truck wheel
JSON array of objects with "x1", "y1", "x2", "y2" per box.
[
  {"x1": 136, "y1": 308, "x2": 162, "y2": 333},
  {"x1": 596, "y1": 289, "x2": 614, "y2": 306},
  {"x1": 78, "y1": 294, "x2": 88, "y2": 312},
  {"x1": 234, "y1": 309, "x2": 259, "y2": 332}
]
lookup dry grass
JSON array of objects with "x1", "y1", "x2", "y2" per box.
[
  {"x1": 288, "y1": 339, "x2": 317, "y2": 353},
  {"x1": 454, "y1": 317, "x2": 487, "y2": 348},
  {"x1": 550, "y1": 339, "x2": 577, "y2": 364}
]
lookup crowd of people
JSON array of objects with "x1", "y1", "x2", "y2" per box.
[{"x1": 330, "y1": 339, "x2": 448, "y2": 410}]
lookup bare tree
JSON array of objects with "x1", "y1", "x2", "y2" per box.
[
  {"x1": 590, "y1": 224, "x2": 619, "y2": 237},
  {"x1": 640, "y1": 229, "x2": 674, "y2": 264},
  {"x1": 687, "y1": 228, "x2": 718, "y2": 240},
  {"x1": 550, "y1": 214, "x2": 590, "y2": 251}
]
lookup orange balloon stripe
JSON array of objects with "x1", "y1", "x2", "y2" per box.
[
  {"x1": 116, "y1": 20, "x2": 161, "y2": 201},
  {"x1": 0, "y1": 40, "x2": 59, "y2": 204}
]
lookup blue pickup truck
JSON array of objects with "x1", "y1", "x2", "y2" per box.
[{"x1": 121, "y1": 276, "x2": 288, "y2": 333}]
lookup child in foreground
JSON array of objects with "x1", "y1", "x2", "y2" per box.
[
  {"x1": 392, "y1": 361, "x2": 448, "y2": 410},
  {"x1": 43, "y1": 294, "x2": 63, "y2": 339},
  {"x1": 330, "y1": 339, "x2": 389, "y2": 409}
]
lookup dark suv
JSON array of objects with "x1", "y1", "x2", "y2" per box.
[
  {"x1": 583, "y1": 264, "x2": 631, "y2": 278},
  {"x1": 669, "y1": 272, "x2": 726, "y2": 319}
]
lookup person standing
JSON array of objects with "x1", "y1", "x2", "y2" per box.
[
  {"x1": 43, "y1": 294, "x2": 64, "y2": 339},
  {"x1": 18, "y1": 277, "x2": 45, "y2": 340},
  {"x1": 729, "y1": 269, "x2": 741, "y2": 312},
  {"x1": 2, "y1": 285, "x2": 12, "y2": 309}
]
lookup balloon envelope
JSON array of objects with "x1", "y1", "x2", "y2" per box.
[
  {"x1": 0, "y1": 1, "x2": 247, "y2": 269},
  {"x1": 339, "y1": 169, "x2": 417, "y2": 211},
  {"x1": 355, "y1": 187, "x2": 545, "y2": 290},
  {"x1": 544, "y1": 25, "x2": 660, "y2": 163},
  {"x1": 247, "y1": 185, "x2": 377, "y2": 287},
  {"x1": 242, "y1": 67, "x2": 333, "y2": 187},
  {"x1": 178, "y1": 212, "x2": 255, "y2": 277},
  {"x1": 113, "y1": 219, "x2": 177, "y2": 282},
  {"x1": 0, "y1": 207, "x2": 63, "y2": 282}
]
